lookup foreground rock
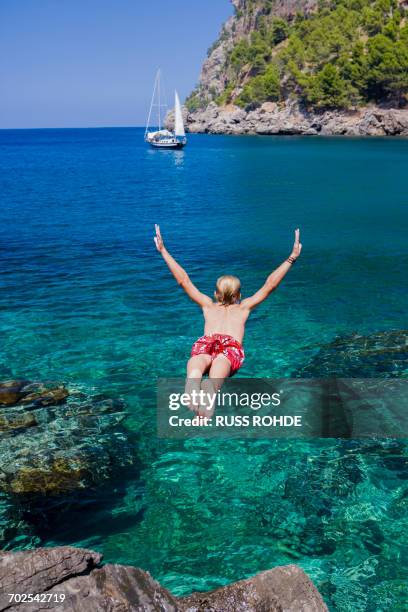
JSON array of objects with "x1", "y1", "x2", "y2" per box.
[
  {"x1": 181, "y1": 565, "x2": 327, "y2": 611},
  {"x1": 167, "y1": 101, "x2": 408, "y2": 137},
  {"x1": 0, "y1": 546, "x2": 327, "y2": 612}
]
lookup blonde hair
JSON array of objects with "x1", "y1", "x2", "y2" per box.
[{"x1": 215, "y1": 275, "x2": 241, "y2": 305}]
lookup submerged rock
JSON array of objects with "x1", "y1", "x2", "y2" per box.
[
  {"x1": 0, "y1": 380, "x2": 133, "y2": 495},
  {"x1": 0, "y1": 381, "x2": 29, "y2": 406},
  {"x1": 0, "y1": 380, "x2": 135, "y2": 547},
  {"x1": 0, "y1": 494, "x2": 37, "y2": 551},
  {"x1": 0, "y1": 546, "x2": 327, "y2": 612},
  {"x1": 296, "y1": 330, "x2": 408, "y2": 378},
  {"x1": 0, "y1": 380, "x2": 68, "y2": 408}
]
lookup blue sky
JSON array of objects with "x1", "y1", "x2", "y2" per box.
[{"x1": 0, "y1": 0, "x2": 232, "y2": 128}]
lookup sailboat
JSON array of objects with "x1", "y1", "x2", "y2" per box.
[{"x1": 144, "y1": 69, "x2": 187, "y2": 149}]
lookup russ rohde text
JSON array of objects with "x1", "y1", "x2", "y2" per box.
[{"x1": 168, "y1": 415, "x2": 302, "y2": 427}]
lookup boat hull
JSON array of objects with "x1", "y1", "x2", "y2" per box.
[{"x1": 149, "y1": 140, "x2": 186, "y2": 149}]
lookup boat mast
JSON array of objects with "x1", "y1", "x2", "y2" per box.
[
  {"x1": 145, "y1": 69, "x2": 159, "y2": 138},
  {"x1": 158, "y1": 69, "x2": 161, "y2": 131}
]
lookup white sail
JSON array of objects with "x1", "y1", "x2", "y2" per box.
[{"x1": 174, "y1": 91, "x2": 185, "y2": 137}]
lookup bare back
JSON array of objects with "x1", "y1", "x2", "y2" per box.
[
  {"x1": 154, "y1": 226, "x2": 302, "y2": 349},
  {"x1": 202, "y1": 303, "x2": 250, "y2": 344}
]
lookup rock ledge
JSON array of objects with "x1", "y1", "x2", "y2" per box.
[
  {"x1": 167, "y1": 101, "x2": 408, "y2": 137},
  {"x1": 0, "y1": 546, "x2": 327, "y2": 611}
]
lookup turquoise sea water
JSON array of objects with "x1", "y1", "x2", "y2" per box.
[{"x1": 0, "y1": 128, "x2": 407, "y2": 610}]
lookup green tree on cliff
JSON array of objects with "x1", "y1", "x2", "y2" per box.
[
  {"x1": 304, "y1": 63, "x2": 359, "y2": 108},
  {"x1": 237, "y1": 64, "x2": 280, "y2": 107},
  {"x1": 366, "y1": 34, "x2": 408, "y2": 102}
]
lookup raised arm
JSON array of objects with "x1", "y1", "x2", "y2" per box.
[
  {"x1": 241, "y1": 229, "x2": 302, "y2": 311},
  {"x1": 154, "y1": 224, "x2": 212, "y2": 307}
]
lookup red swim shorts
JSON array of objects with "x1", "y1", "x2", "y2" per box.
[{"x1": 191, "y1": 333, "x2": 245, "y2": 375}]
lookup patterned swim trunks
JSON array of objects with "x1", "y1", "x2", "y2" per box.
[{"x1": 191, "y1": 333, "x2": 245, "y2": 375}]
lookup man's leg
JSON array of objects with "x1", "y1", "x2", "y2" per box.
[
  {"x1": 208, "y1": 354, "x2": 231, "y2": 390},
  {"x1": 185, "y1": 354, "x2": 212, "y2": 411},
  {"x1": 198, "y1": 355, "x2": 231, "y2": 417}
]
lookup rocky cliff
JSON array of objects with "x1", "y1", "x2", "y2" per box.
[
  {"x1": 191, "y1": 0, "x2": 318, "y2": 103},
  {"x1": 0, "y1": 546, "x2": 328, "y2": 611},
  {"x1": 173, "y1": 0, "x2": 408, "y2": 136}
]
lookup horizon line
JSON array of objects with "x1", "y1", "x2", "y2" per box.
[{"x1": 0, "y1": 125, "x2": 149, "y2": 131}]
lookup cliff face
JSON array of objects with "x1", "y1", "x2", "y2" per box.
[
  {"x1": 196, "y1": 0, "x2": 318, "y2": 101},
  {"x1": 178, "y1": 0, "x2": 408, "y2": 136}
]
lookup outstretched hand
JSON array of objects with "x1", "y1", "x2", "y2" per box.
[
  {"x1": 290, "y1": 228, "x2": 302, "y2": 260},
  {"x1": 154, "y1": 224, "x2": 165, "y2": 252}
]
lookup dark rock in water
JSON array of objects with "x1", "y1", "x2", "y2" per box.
[
  {"x1": 0, "y1": 381, "x2": 29, "y2": 406},
  {"x1": 20, "y1": 386, "x2": 69, "y2": 407},
  {"x1": 0, "y1": 380, "x2": 133, "y2": 496},
  {"x1": 0, "y1": 409, "x2": 37, "y2": 432},
  {"x1": 291, "y1": 331, "x2": 408, "y2": 437},
  {"x1": 0, "y1": 494, "x2": 37, "y2": 551},
  {"x1": 0, "y1": 546, "x2": 327, "y2": 612},
  {"x1": 0, "y1": 380, "x2": 68, "y2": 407},
  {"x1": 0, "y1": 380, "x2": 135, "y2": 548},
  {"x1": 296, "y1": 330, "x2": 408, "y2": 378}
]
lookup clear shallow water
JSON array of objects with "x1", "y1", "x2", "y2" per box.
[{"x1": 0, "y1": 128, "x2": 407, "y2": 610}]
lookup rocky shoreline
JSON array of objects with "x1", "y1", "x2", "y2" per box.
[
  {"x1": 168, "y1": 101, "x2": 408, "y2": 137},
  {"x1": 0, "y1": 546, "x2": 328, "y2": 611}
]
